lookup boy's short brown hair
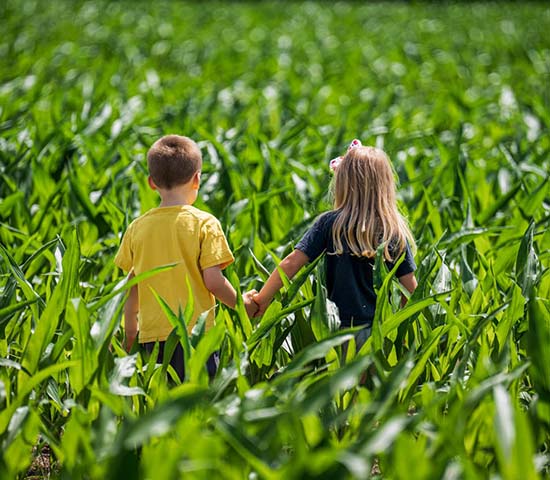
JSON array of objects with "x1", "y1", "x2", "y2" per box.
[{"x1": 147, "y1": 135, "x2": 202, "y2": 189}]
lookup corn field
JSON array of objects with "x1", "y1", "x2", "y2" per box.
[{"x1": 1, "y1": 1, "x2": 550, "y2": 478}]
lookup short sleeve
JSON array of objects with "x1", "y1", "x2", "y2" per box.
[
  {"x1": 389, "y1": 242, "x2": 416, "y2": 278},
  {"x1": 295, "y1": 213, "x2": 332, "y2": 262},
  {"x1": 114, "y1": 223, "x2": 134, "y2": 272},
  {"x1": 199, "y1": 217, "x2": 234, "y2": 270}
]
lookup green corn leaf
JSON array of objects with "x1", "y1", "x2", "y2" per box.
[
  {"x1": 465, "y1": 363, "x2": 530, "y2": 409},
  {"x1": 0, "y1": 243, "x2": 44, "y2": 309},
  {"x1": 109, "y1": 355, "x2": 145, "y2": 397},
  {"x1": 189, "y1": 319, "x2": 225, "y2": 385},
  {"x1": 2, "y1": 407, "x2": 41, "y2": 477},
  {"x1": 0, "y1": 298, "x2": 39, "y2": 326},
  {"x1": 478, "y1": 182, "x2": 522, "y2": 225},
  {"x1": 493, "y1": 385, "x2": 538, "y2": 480},
  {"x1": 371, "y1": 248, "x2": 405, "y2": 351},
  {"x1": 521, "y1": 176, "x2": 548, "y2": 217},
  {"x1": 0, "y1": 360, "x2": 77, "y2": 435},
  {"x1": 283, "y1": 331, "x2": 355, "y2": 375},
  {"x1": 20, "y1": 228, "x2": 80, "y2": 379},
  {"x1": 87, "y1": 263, "x2": 177, "y2": 313},
  {"x1": 288, "y1": 307, "x2": 316, "y2": 355},
  {"x1": 215, "y1": 418, "x2": 276, "y2": 480},
  {"x1": 118, "y1": 385, "x2": 208, "y2": 451},
  {"x1": 161, "y1": 331, "x2": 181, "y2": 384},
  {"x1": 369, "y1": 350, "x2": 416, "y2": 424},
  {"x1": 309, "y1": 275, "x2": 331, "y2": 341},
  {"x1": 299, "y1": 355, "x2": 370, "y2": 414},
  {"x1": 150, "y1": 289, "x2": 191, "y2": 382},
  {"x1": 182, "y1": 275, "x2": 195, "y2": 330},
  {"x1": 281, "y1": 253, "x2": 323, "y2": 306},
  {"x1": 527, "y1": 296, "x2": 550, "y2": 402},
  {"x1": 65, "y1": 298, "x2": 98, "y2": 395},
  {"x1": 361, "y1": 416, "x2": 411, "y2": 456},
  {"x1": 247, "y1": 300, "x2": 282, "y2": 350},
  {"x1": 189, "y1": 309, "x2": 209, "y2": 349},
  {"x1": 493, "y1": 385, "x2": 514, "y2": 465},
  {"x1": 495, "y1": 285, "x2": 525, "y2": 354},
  {"x1": 400, "y1": 324, "x2": 450, "y2": 401},
  {"x1": 250, "y1": 328, "x2": 275, "y2": 368},
  {"x1": 379, "y1": 291, "x2": 451, "y2": 339},
  {"x1": 515, "y1": 221, "x2": 539, "y2": 300},
  {"x1": 229, "y1": 269, "x2": 252, "y2": 338}
]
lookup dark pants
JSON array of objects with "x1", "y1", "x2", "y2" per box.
[
  {"x1": 142, "y1": 341, "x2": 219, "y2": 382},
  {"x1": 340, "y1": 315, "x2": 373, "y2": 359}
]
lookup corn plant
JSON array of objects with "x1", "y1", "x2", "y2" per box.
[{"x1": 1, "y1": 1, "x2": 549, "y2": 478}]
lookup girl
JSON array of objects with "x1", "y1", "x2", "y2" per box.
[{"x1": 253, "y1": 140, "x2": 417, "y2": 349}]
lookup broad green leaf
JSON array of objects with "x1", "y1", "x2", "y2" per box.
[
  {"x1": 282, "y1": 331, "x2": 354, "y2": 375},
  {"x1": 150, "y1": 289, "x2": 191, "y2": 382},
  {"x1": 247, "y1": 300, "x2": 282, "y2": 350},
  {"x1": 20, "y1": 229, "x2": 80, "y2": 378},
  {"x1": 0, "y1": 360, "x2": 77, "y2": 435},
  {"x1": 281, "y1": 253, "x2": 323, "y2": 306},
  {"x1": 3, "y1": 407, "x2": 41, "y2": 477},
  {"x1": 371, "y1": 247, "x2": 405, "y2": 351},
  {"x1": 189, "y1": 319, "x2": 225, "y2": 384},
  {"x1": 120, "y1": 385, "x2": 208, "y2": 450},
  {"x1": 65, "y1": 298, "x2": 98, "y2": 395},
  {"x1": 527, "y1": 296, "x2": 550, "y2": 400},
  {"x1": 515, "y1": 221, "x2": 539, "y2": 299},
  {"x1": 215, "y1": 418, "x2": 276, "y2": 480},
  {"x1": 361, "y1": 416, "x2": 411, "y2": 456},
  {"x1": 309, "y1": 272, "x2": 333, "y2": 341},
  {"x1": 495, "y1": 285, "x2": 525, "y2": 354},
  {"x1": 0, "y1": 298, "x2": 39, "y2": 326},
  {"x1": 87, "y1": 263, "x2": 178, "y2": 313},
  {"x1": 109, "y1": 355, "x2": 145, "y2": 397}
]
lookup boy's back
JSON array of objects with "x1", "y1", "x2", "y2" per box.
[{"x1": 115, "y1": 204, "x2": 233, "y2": 343}]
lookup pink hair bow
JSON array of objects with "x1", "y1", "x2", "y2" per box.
[{"x1": 329, "y1": 139, "x2": 362, "y2": 171}]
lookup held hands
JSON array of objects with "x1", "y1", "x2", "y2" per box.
[
  {"x1": 243, "y1": 290, "x2": 260, "y2": 318},
  {"x1": 242, "y1": 290, "x2": 272, "y2": 318},
  {"x1": 252, "y1": 293, "x2": 269, "y2": 318}
]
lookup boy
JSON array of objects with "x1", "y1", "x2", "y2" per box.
[{"x1": 114, "y1": 134, "x2": 257, "y2": 380}]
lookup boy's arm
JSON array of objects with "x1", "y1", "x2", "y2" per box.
[
  {"x1": 124, "y1": 272, "x2": 139, "y2": 352},
  {"x1": 203, "y1": 265, "x2": 258, "y2": 317},
  {"x1": 398, "y1": 272, "x2": 417, "y2": 307},
  {"x1": 253, "y1": 249, "x2": 309, "y2": 316},
  {"x1": 203, "y1": 266, "x2": 238, "y2": 308}
]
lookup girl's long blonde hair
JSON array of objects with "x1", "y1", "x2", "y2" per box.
[{"x1": 331, "y1": 145, "x2": 415, "y2": 261}]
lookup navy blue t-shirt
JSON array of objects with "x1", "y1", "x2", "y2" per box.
[{"x1": 295, "y1": 211, "x2": 416, "y2": 327}]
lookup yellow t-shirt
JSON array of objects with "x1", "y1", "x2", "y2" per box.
[{"x1": 114, "y1": 205, "x2": 234, "y2": 343}]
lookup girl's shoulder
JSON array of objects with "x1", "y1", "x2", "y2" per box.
[
  {"x1": 307, "y1": 210, "x2": 339, "y2": 234},
  {"x1": 316, "y1": 210, "x2": 339, "y2": 225}
]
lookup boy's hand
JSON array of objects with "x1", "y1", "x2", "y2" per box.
[
  {"x1": 243, "y1": 290, "x2": 259, "y2": 318},
  {"x1": 252, "y1": 293, "x2": 270, "y2": 317}
]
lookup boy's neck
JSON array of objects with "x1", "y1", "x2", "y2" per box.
[{"x1": 158, "y1": 185, "x2": 197, "y2": 207}]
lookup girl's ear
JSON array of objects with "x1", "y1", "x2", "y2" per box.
[
  {"x1": 148, "y1": 176, "x2": 157, "y2": 190},
  {"x1": 192, "y1": 171, "x2": 201, "y2": 190}
]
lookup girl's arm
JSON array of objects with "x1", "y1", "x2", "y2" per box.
[
  {"x1": 124, "y1": 272, "x2": 139, "y2": 352},
  {"x1": 202, "y1": 265, "x2": 258, "y2": 317},
  {"x1": 398, "y1": 272, "x2": 417, "y2": 307},
  {"x1": 253, "y1": 249, "x2": 310, "y2": 316}
]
